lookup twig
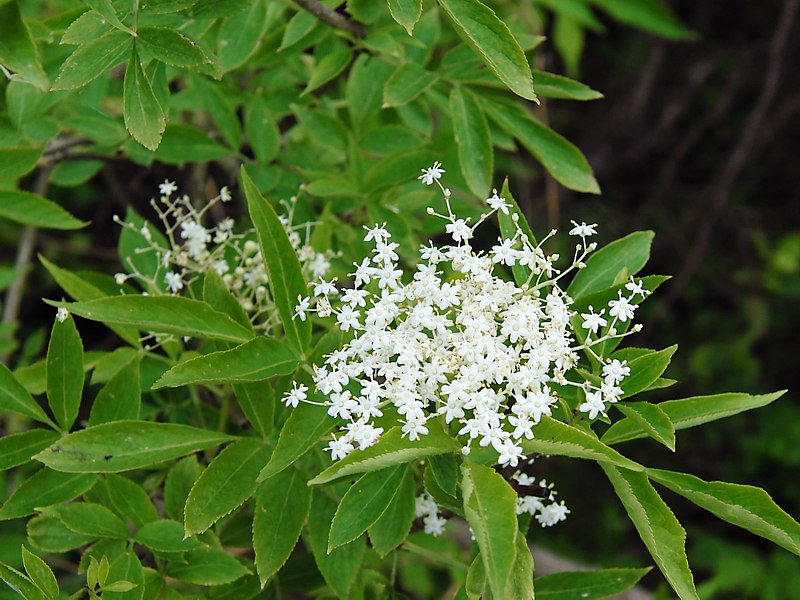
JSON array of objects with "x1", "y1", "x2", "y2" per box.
[
  {"x1": 293, "y1": 0, "x2": 364, "y2": 38},
  {"x1": 660, "y1": 0, "x2": 799, "y2": 310}
]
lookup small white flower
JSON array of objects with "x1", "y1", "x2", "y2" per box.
[
  {"x1": 445, "y1": 219, "x2": 472, "y2": 243},
  {"x1": 608, "y1": 291, "x2": 638, "y2": 322},
  {"x1": 486, "y1": 189, "x2": 510, "y2": 214},
  {"x1": 569, "y1": 221, "x2": 597, "y2": 237},
  {"x1": 56, "y1": 307, "x2": 69, "y2": 323},
  {"x1": 219, "y1": 186, "x2": 232, "y2": 202},
  {"x1": 625, "y1": 278, "x2": 648, "y2": 296},
  {"x1": 159, "y1": 180, "x2": 178, "y2": 197},
  {"x1": 114, "y1": 273, "x2": 127, "y2": 285},
  {"x1": 581, "y1": 306, "x2": 608, "y2": 335},
  {"x1": 295, "y1": 296, "x2": 311, "y2": 321},
  {"x1": 165, "y1": 271, "x2": 184, "y2": 293},
  {"x1": 418, "y1": 161, "x2": 445, "y2": 186},
  {"x1": 283, "y1": 383, "x2": 308, "y2": 408}
]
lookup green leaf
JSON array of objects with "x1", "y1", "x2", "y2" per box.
[
  {"x1": 192, "y1": 0, "x2": 252, "y2": 19},
  {"x1": 203, "y1": 269, "x2": 253, "y2": 330},
  {"x1": 193, "y1": 76, "x2": 242, "y2": 149},
  {"x1": 49, "y1": 296, "x2": 254, "y2": 343},
  {"x1": 347, "y1": 55, "x2": 394, "y2": 130},
  {"x1": 27, "y1": 514, "x2": 92, "y2": 553},
  {"x1": 46, "y1": 313, "x2": 84, "y2": 432},
  {"x1": 590, "y1": 0, "x2": 694, "y2": 40},
  {"x1": 35, "y1": 421, "x2": 234, "y2": 473},
  {"x1": 450, "y1": 86, "x2": 493, "y2": 197},
  {"x1": 309, "y1": 420, "x2": 460, "y2": 485},
  {"x1": 52, "y1": 30, "x2": 132, "y2": 90},
  {"x1": 0, "y1": 362, "x2": 55, "y2": 427},
  {"x1": 257, "y1": 401, "x2": 337, "y2": 482},
  {"x1": 567, "y1": 231, "x2": 654, "y2": 299},
  {"x1": 103, "y1": 549, "x2": 143, "y2": 600},
  {"x1": 61, "y1": 10, "x2": 113, "y2": 45},
  {"x1": 496, "y1": 178, "x2": 536, "y2": 287},
  {"x1": 253, "y1": 468, "x2": 311, "y2": 585},
  {"x1": 363, "y1": 147, "x2": 438, "y2": 192},
  {"x1": 505, "y1": 533, "x2": 535, "y2": 600},
  {"x1": 521, "y1": 417, "x2": 643, "y2": 471},
  {"x1": 534, "y1": 567, "x2": 651, "y2": 600},
  {"x1": 22, "y1": 546, "x2": 59, "y2": 600},
  {"x1": 149, "y1": 124, "x2": 231, "y2": 163},
  {"x1": 601, "y1": 465, "x2": 698, "y2": 600},
  {"x1": 620, "y1": 345, "x2": 677, "y2": 398},
  {"x1": 428, "y1": 452, "x2": 459, "y2": 497},
  {"x1": 307, "y1": 490, "x2": 365, "y2": 599},
  {"x1": 293, "y1": 104, "x2": 349, "y2": 157},
  {"x1": 388, "y1": 0, "x2": 422, "y2": 35},
  {"x1": 138, "y1": 27, "x2": 209, "y2": 67},
  {"x1": 241, "y1": 167, "x2": 311, "y2": 353},
  {"x1": 368, "y1": 466, "x2": 415, "y2": 557},
  {"x1": 383, "y1": 62, "x2": 436, "y2": 108},
  {"x1": 482, "y1": 99, "x2": 599, "y2": 194},
  {"x1": 0, "y1": 147, "x2": 42, "y2": 180},
  {"x1": 601, "y1": 391, "x2": 786, "y2": 446},
  {"x1": 233, "y1": 382, "x2": 274, "y2": 438},
  {"x1": 466, "y1": 552, "x2": 488, "y2": 599},
  {"x1": 648, "y1": 469, "x2": 800, "y2": 557},
  {"x1": 0, "y1": 430, "x2": 59, "y2": 471},
  {"x1": 53, "y1": 502, "x2": 128, "y2": 539},
  {"x1": 103, "y1": 474, "x2": 159, "y2": 528},
  {"x1": 154, "y1": 337, "x2": 299, "y2": 389},
  {"x1": 0, "y1": 191, "x2": 86, "y2": 230},
  {"x1": 164, "y1": 455, "x2": 202, "y2": 522},
  {"x1": 116, "y1": 208, "x2": 168, "y2": 293},
  {"x1": 83, "y1": 0, "x2": 133, "y2": 33},
  {"x1": 88, "y1": 355, "x2": 141, "y2": 425},
  {"x1": 0, "y1": 469, "x2": 96, "y2": 520},
  {"x1": 438, "y1": 0, "x2": 536, "y2": 101},
  {"x1": 184, "y1": 438, "x2": 271, "y2": 535},
  {"x1": 167, "y1": 547, "x2": 250, "y2": 586},
  {"x1": 0, "y1": 1, "x2": 49, "y2": 90},
  {"x1": 615, "y1": 402, "x2": 675, "y2": 451},
  {"x1": 328, "y1": 465, "x2": 408, "y2": 551},
  {"x1": 302, "y1": 37, "x2": 353, "y2": 96},
  {"x1": 461, "y1": 461, "x2": 518, "y2": 599},
  {"x1": 530, "y1": 70, "x2": 603, "y2": 101},
  {"x1": 245, "y1": 97, "x2": 281, "y2": 163},
  {"x1": 217, "y1": 0, "x2": 269, "y2": 72},
  {"x1": 0, "y1": 563, "x2": 47, "y2": 600},
  {"x1": 134, "y1": 520, "x2": 205, "y2": 553},
  {"x1": 123, "y1": 46, "x2": 166, "y2": 151}
]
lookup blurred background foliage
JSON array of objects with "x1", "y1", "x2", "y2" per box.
[{"x1": 0, "y1": 0, "x2": 798, "y2": 597}]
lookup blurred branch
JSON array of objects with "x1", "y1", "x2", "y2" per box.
[
  {"x1": 293, "y1": 0, "x2": 364, "y2": 38},
  {"x1": 659, "y1": 0, "x2": 799, "y2": 312}
]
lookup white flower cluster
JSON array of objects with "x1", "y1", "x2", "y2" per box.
[
  {"x1": 513, "y1": 472, "x2": 570, "y2": 528},
  {"x1": 113, "y1": 181, "x2": 334, "y2": 335},
  {"x1": 286, "y1": 164, "x2": 650, "y2": 466},
  {"x1": 414, "y1": 492, "x2": 449, "y2": 536}
]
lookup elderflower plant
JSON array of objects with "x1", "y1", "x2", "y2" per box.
[
  {"x1": 284, "y1": 165, "x2": 651, "y2": 470},
  {"x1": 113, "y1": 181, "x2": 334, "y2": 336}
]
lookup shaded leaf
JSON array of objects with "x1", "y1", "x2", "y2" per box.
[
  {"x1": 123, "y1": 46, "x2": 166, "y2": 151},
  {"x1": 368, "y1": 466, "x2": 415, "y2": 557},
  {"x1": 167, "y1": 547, "x2": 250, "y2": 585},
  {"x1": 53, "y1": 30, "x2": 132, "y2": 90},
  {"x1": 134, "y1": 520, "x2": 205, "y2": 553},
  {"x1": 0, "y1": 191, "x2": 86, "y2": 230},
  {"x1": 138, "y1": 27, "x2": 209, "y2": 67},
  {"x1": 104, "y1": 474, "x2": 159, "y2": 528},
  {"x1": 0, "y1": 469, "x2": 96, "y2": 520},
  {"x1": 0, "y1": 430, "x2": 60, "y2": 472},
  {"x1": 53, "y1": 502, "x2": 128, "y2": 539},
  {"x1": 535, "y1": 567, "x2": 651, "y2": 600},
  {"x1": 22, "y1": 546, "x2": 59, "y2": 600},
  {"x1": 0, "y1": 362, "x2": 55, "y2": 427},
  {"x1": 0, "y1": 1, "x2": 49, "y2": 90},
  {"x1": 615, "y1": 402, "x2": 675, "y2": 451},
  {"x1": 383, "y1": 62, "x2": 436, "y2": 108},
  {"x1": 0, "y1": 147, "x2": 42, "y2": 180},
  {"x1": 388, "y1": 0, "x2": 423, "y2": 35},
  {"x1": 450, "y1": 86, "x2": 493, "y2": 197},
  {"x1": 568, "y1": 231, "x2": 654, "y2": 299},
  {"x1": 46, "y1": 313, "x2": 84, "y2": 432},
  {"x1": 88, "y1": 355, "x2": 141, "y2": 425}
]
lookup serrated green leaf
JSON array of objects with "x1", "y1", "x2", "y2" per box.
[
  {"x1": 103, "y1": 549, "x2": 143, "y2": 600},
  {"x1": 54, "y1": 502, "x2": 129, "y2": 539},
  {"x1": 368, "y1": 466, "x2": 415, "y2": 557},
  {"x1": 22, "y1": 546, "x2": 58, "y2": 600},
  {"x1": 134, "y1": 520, "x2": 205, "y2": 553},
  {"x1": 52, "y1": 30, "x2": 132, "y2": 90},
  {"x1": 293, "y1": 104, "x2": 349, "y2": 157},
  {"x1": 27, "y1": 514, "x2": 92, "y2": 553},
  {"x1": 0, "y1": 1, "x2": 49, "y2": 90},
  {"x1": 428, "y1": 452, "x2": 459, "y2": 497},
  {"x1": 88, "y1": 355, "x2": 141, "y2": 425},
  {"x1": 0, "y1": 147, "x2": 42, "y2": 180},
  {"x1": 462, "y1": 461, "x2": 518, "y2": 599},
  {"x1": 450, "y1": 86, "x2": 493, "y2": 197},
  {"x1": 245, "y1": 97, "x2": 281, "y2": 163},
  {"x1": 347, "y1": 54, "x2": 394, "y2": 130},
  {"x1": 257, "y1": 401, "x2": 337, "y2": 482},
  {"x1": 521, "y1": 416, "x2": 643, "y2": 471},
  {"x1": 0, "y1": 469, "x2": 96, "y2": 520},
  {"x1": 648, "y1": 468, "x2": 800, "y2": 557},
  {"x1": 504, "y1": 533, "x2": 534, "y2": 600},
  {"x1": 241, "y1": 167, "x2": 311, "y2": 352},
  {"x1": 388, "y1": 0, "x2": 422, "y2": 35},
  {"x1": 602, "y1": 391, "x2": 786, "y2": 446},
  {"x1": 602, "y1": 465, "x2": 698, "y2": 600},
  {"x1": 0, "y1": 362, "x2": 55, "y2": 427},
  {"x1": 46, "y1": 313, "x2": 84, "y2": 432},
  {"x1": 0, "y1": 563, "x2": 47, "y2": 600},
  {"x1": 530, "y1": 70, "x2": 603, "y2": 100},
  {"x1": 48, "y1": 296, "x2": 254, "y2": 343},
  {"x1": 309, "y1": 420, "x2": 460, "y2": 485},
  {"x1": 233, "y1": 382, "x2": 274, "y2": 438},
  {"x1": 482, "y1": 98, "x2": 599, "y2": 194},
  {"x1": 0, "y1": 191, "x2": 86, "y2": 230},
  {"x1": 217, "y1": 0, "x2": 269, "y2": 72},
  {"x1": 104, "y1": 474, "x2": 158, "y2": 528},
  {"x1": 164, "y1": 455, "x2": 202, "y2": 522},
  {"x1": 203, "y1": 269, "x2": 253, "y2": 330},
  {"x1": 167, "y1": 547, "x2": 250, "y2": 585},
  {"x1": 615, "y1": 402, "x2": 674, "y2": 451},
  {"x1": 153, "y1": 337, "x2": 299, "y2": 389},
  {"x1": 620, "y1": 345, "x2": 676, "y2": 398},
  {"x1": 138, "y1": 27, "x2": 209, "y2": 67},
  {"x1": 383, "y1": 62, "x2": 436, "y2": 108},
  {"x1": 303, "y1": 37, "x2": 353, "y2": 96},
  {"x1": 535, "y1": 567, "x2": 651, "y2": 600},
  {"x1": 328, "y1": 465, "x2": 407, "y2": 551},
  {"x1": 438, "y1": 0, "x2": 535, "y2": 101},
  {"x1": 35, "y1": 421, "x2": 234, "y2": 473},
  {"x1": 61, "y1": 10, "x2": 113, "y2": 45},
  {"x1": 184, "y1": 438, "x2": 271, "y2": 535},
  {"x1": 0, "y1": 430, "x2": 60, "y2": 471},
  {"x1": 307, "y1": 490, "x2": 365, "y2": 599},
  {"x1": 192, "y1": 0, "x2": 252, "y2": 19},
  {"x1": 123, "y1": 46, "x2": 166, "y2": 151},
  {"x1": 254, "y1": 468, "x2": 311, "y2": 585},
  {"x1": 568, "y1": 231, "x2": 654, "y2": 299},
  {"x1": 84, "y1": 0, "x2": 133, "y2": 33}
]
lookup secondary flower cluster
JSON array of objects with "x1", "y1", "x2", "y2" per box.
[
  {"x1": 285, "y1": 165, "x2": 649, "y2": 467},
  {"x1": 113, "y1": 181, "x2": 333, "y2": 335}
]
